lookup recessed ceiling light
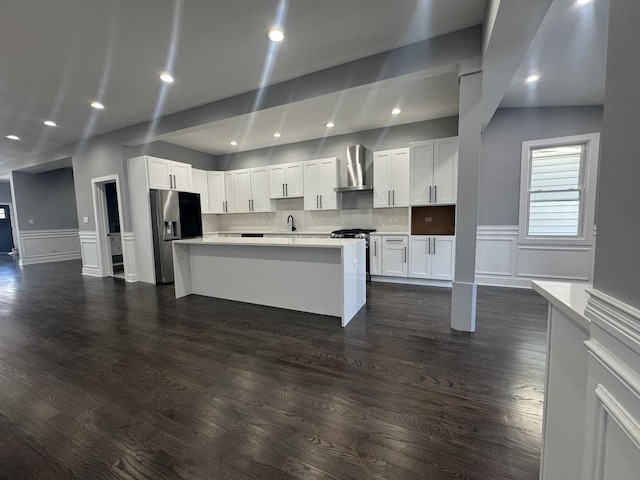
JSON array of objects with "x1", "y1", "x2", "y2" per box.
[
  {"x1": 6, "y1": 134, "x2": 20, "y2": 141},
  {"x1": 91, "y1": 101, "x2": 105, "y2": 110},
  {"x1": 230, "y1": 141, "x2": 238, "y2": 146},
  {"x1": 391, "y1": 108, "x2": 401, "y2": 115},
  {"x1": 526, "y1": 74, "x2": 540, "y2": 83},
  {"x1": 325, "y1": 122, "x2": 335, "y2": 128},
  {"x1": 273, "y1": 132, "x2": 282, "y2": 138},
  {"x1": 160, "y1": 72, "x2": 175, "y2": 83},
  {"x1": 44, "y1": 120, "x2": 57, "y2": 127},
  {"x1": 268, "y1": 28, "x2": 284, "y2": 42}
]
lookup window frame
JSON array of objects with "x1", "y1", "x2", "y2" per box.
[{"x1": 518, "y1": 133, "x2": 599, "y2": 246}]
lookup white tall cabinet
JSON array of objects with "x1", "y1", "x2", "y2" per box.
[
  {"x1": 409, "y1": 137, "x2": 458, "y2": 205},
  {"x1": 373, "y1": 148, "x2": 410, "y2": 208},
  {"x1": 303, "y1": 157, "x2": 340, "y2": 211},
  {"x1": 147, "y1": 156, "x2": 193, "y2": 191}
]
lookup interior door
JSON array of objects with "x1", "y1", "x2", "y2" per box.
[{"x1": 0, "y1": 205, "x2": 15, "y2": 253}]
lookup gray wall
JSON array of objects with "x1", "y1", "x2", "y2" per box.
[
  {"x1": 11, "y1": 168, "x2": 79, "y2": 231},
  {"x1": 479, "y1": 106, "x2": 603, "y2": 225},
  {"x1": 216, "y1": 117, "x2": 458, "y2": 170},
  {"x1": 593, "y1": 0, "x2": 640, "y2": 310},
  {"x1": 0, "y1": 181, "x2": 11, "y2": 203},
  {"x1": 127, "y1": 141, "x2": 216, "y2": 171}
]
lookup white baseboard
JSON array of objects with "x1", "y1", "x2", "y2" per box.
[
  {"x1": 79, "y1": 231, "x2": 101, "y2": 277},
  {"x1": 475, "y1": 275, "x2": 533, "y2": 289},
  {"x1": 371, "y1": 276, "x2": 452, "y2": 288},
  {"x1": 18, "y1": 229, "x2": 81, "y2": 266},
  {"x1": 82, "y1": 265, "x2": 103, "y2": 277}
]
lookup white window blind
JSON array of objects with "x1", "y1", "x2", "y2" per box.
[
  {"x1": 0, "y1": 207, "x2": 5, "y2": 219},
  {"x1": 527, "y1": 145, "x2": 584, "y2": 237}
]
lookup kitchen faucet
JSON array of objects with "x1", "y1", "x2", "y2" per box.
[{"x1": 287, "y1": 215, "x2": 296, "y2": 231}]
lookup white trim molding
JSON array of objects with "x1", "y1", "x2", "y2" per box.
[
  {"x1": 79, "y1": 231, "x2": 101, "y2": 277},
  {"x1": 18, "y1": 229, "x2": 81, "y2": 265},
  {"x1": 122, "y1": 232, "x2": 137, "y2": 282}
]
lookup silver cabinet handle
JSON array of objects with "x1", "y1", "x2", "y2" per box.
[
  {"x1": 248, "y1": 199, "x2": 251, "y2": 211},
  {"x1": 174, "y1": 175, "x2": 177, "y2": 189},
  {"x1": 223, "y1": 201, "x2": 225, "y2": 213},
  {"x1": 283, "y1": 184, "x2": 285, "y2": 196},
  {"x1": 404, "y1": 246, "x2": 407, "y2": 263},
  {"x1": 428, "y1": 237, "x2": 431, "y2": 254},
  {"x1": 386, "y1": 239, "x2": 404, "y2": 243},
  {"x1": 374, "y1": 241, "x2": 377, "y2": 257},
  {"x1": 320, "y1": 195, "x2": 322, "y2": 209},
  {"x1": 286, "y1": 183, "x2": 288, "y2": 196},
  {"x1": 169, "y1": 175, "x2": 173, "y2": 189},
  {"x1": 316, "y1": 195, "x2": 319, "y2": 209},
  {"x1": 434, "y1": 185, "x2": 437, "y2": 203},
  {"x1": 393, "y1": 190, "x2": 395, "y2": 205},
  {"x1": 388, "y1": 190, "x2": 390, "y2": 206},
  {"x1": 433, "y1": 238, "x2": 436, "y2": 254},
  {"x1": 252, "y1": 199, "x2": 254, "y2": 211},
  {"x1": 429, "y1": 185, "x2": 432, "y2": 203}
]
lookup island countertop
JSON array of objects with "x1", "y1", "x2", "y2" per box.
[{"x1": 174, "y1": 236, "x2": 364, "y2": 248}]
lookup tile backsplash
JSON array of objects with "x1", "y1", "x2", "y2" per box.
[{"x1": 203, "y1": 197, "x2": 408, "y2": 233}]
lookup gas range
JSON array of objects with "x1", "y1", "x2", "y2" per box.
[{"x1": 329, "y1": 228, "x2": 376, "y2": 239}]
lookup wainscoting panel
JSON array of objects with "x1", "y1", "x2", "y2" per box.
[
  {"x1": 19, "y1": 229, "x2": 81, "y2": 265},
  {"x1": 517, "y1": 245, "x2": 592, "y2": 281},
  {"x1": 79, "y1": 231, "x2": 101, "y2": 277},
  {"x1": 122, "y1": 232, "x2": 137, "y2": 282}
]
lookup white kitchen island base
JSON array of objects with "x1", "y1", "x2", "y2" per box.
[{"x1": 173, "y1": 237, "x2": 366, "y2": 327}]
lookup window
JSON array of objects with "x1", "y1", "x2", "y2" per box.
[
  {"x1": 519, "y1": 133, "x2": 599, "y2": 245},
  {"x1": 0, "y1": 207, "x2": 5, "y2": 219}
]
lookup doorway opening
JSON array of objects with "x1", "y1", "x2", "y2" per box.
[
  {"x1": 0, "y1": 204, "x2": 15, "y2": 254},
  {"x1": 92, "y1": 175, "x2": 127, "y2": 280}
]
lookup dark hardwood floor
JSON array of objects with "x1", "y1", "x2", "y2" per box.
[{"x1": 0, "y1": 256, "x2": 548, "y2": 479}]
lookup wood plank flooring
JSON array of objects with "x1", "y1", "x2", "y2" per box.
[{"x1": 0, "y1": 256, "x2": 549, "y2": 479}]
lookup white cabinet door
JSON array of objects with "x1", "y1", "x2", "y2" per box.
[
  {"x1": 172, "y1": 162, "x2": 193, "y2": 191},
  {"x1": 409, "y1": 140, "x2": 435, "y2": 205},
  {"x1": 147, "y1": 157, "x2": 172, "y2": 189},
  {"x1": 408, "y1": 236, "x2": 431, "y2": 279},
  {"x1": 390, "y1": 148, "x2": 409, "y2": 207},
  {"x1": 303, "y1": 161, "x2": 320, "y2": 210},
  {"x1": 250, "y1": 167, "x2": 273, "y2": 212},
  {"x1": 234, "y1": 170, "x2": 252, "y2": 213},
  {"x1": 431, "y1": 236, "x2": 455, "y2": 280},
  {"x1": 192, "y1": 169, "x2": 209, "y2": 214},
  {"x1": 207, "y1": 171, "x2": 226, "y2": 214},
  {"x1": 382, "y1": 236, "x2": 408, "y2": 277},
  {"x1": 285, "y1": 163, "x2": 304, "y2": 197},
  {"x1": 224, "y1": 171, "x2": 237, "y2": 213},
  {"x1": 433, "y1": 137, "x2": 458, "y2": 205},
  {"x1": 268, "y1": 165, "x2": 287, "y2": 199},
  {"x1": 370, "y1": 235, "x2": 382, "y2": 276},
  {"x1": 318, "y1": 158, "x2": 338, "y2": 210},
  {"x1": 373, "y1": 151, "x2": 392, "y2": 208}
]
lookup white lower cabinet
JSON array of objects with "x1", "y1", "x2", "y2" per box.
[
  {"x1": 408, "y1": 235, "x2": 455, "y2": 281},
  {"x1": 370, "y1": 235, "x2": 382, "y2": 276},
  {"x1": 381, "y1": 236, "x2": 408, "y2": 277}
]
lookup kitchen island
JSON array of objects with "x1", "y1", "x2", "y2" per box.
[{"x1": 172, "y1": 236, "x2": 366, "y2": 326}]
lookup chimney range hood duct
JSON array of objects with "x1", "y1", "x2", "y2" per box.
[{"x1": 335, "y1": 144, "x2": 373, "y2": 192}]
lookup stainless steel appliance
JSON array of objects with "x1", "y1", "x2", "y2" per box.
[
  {"x1": 335, "y1": 145, "x2": 373, "y2": 192},
  {"x1": 330, "y1": 228, "x2": 376, "y2": 280},
  {"x1": 150, "y1": 189, "x2": 202, "y2": 284}
]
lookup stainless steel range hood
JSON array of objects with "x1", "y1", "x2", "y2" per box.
[{"x1": 335, "y1": 145, "x2": 373, "y2": 192}]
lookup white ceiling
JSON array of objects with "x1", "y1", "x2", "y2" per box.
[{"x1": 0, "y1": 0, "x2": 486, "y2": 164}]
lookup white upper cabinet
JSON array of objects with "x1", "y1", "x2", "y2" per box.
[
  {"x1": 206, "y1": 171, "x2": 227, "y2": 214},
  {"x1": 225, "y1": 167, "x2": 274, "y2": 213},
  {"x1": 373, "y1": 148, "x2": 410, "y2": 208},
  {"x1": 410, "y1": 137, "x2": 458, "y2": 205},
  {"x1": 303, "y1": 157, "x2": 341, "y2": 210},
  {"x1": 192, "y1": 169, "x2": 209, "y2": 214},
  {"x1": 408, "y1": 235, "x2": 455, "y2": 280},
  {"x1": 147, "y1": 156, "x2": 193, "y2": 191},
  {"x1": 269, "y1": 162, "x2": 304, "y2": 199}
]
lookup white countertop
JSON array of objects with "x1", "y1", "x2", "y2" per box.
[
  {"x1": 176, "y1": 236, "x2": 364, "y2": 248},
  {"x1": 532, "y1": 280, "x2": 592, "y2": 332}
]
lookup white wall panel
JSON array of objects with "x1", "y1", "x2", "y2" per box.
[
  {"x1": 517, "y1": 245, "x2": 591, "y2": 280},
  {"x1": 18, "y1": 229, "x2": 81, "y2": 265},
  {"x1": 122, "y1": 232, "x2": 137, "y2": 282},
  {"x1": 79, "y1": 231, "x2": 101, "y2": 276}
]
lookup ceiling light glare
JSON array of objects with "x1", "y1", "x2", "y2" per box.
[
  {"x1": 576, "y1": 0, "x2": 594, "y2": 5},
  {"x1": 230, "y1": 141, "x2": 238, "y2": 146},
  {"x1": 391, "y1": 108, "x2": 401, "y2": 115},
  {"x1": 44, "y1": 120, "x2": 57, "y2": 127},
  {"x1": 273, "y1": 132, "x2": 282, "y2": 138},
  {"x1": 526, "y1": 74, "x2": 540, "y2": 83},
  {"x1": 91, "y1": 101, "x2": 105, "y2": 110},
  {"x1": 160, "y1": 72, "x2": 175, "y2": 83},
  {"x1": 325, "y1": 122, "x2": 335, "y2": 128},
  {"x1": 268, "y1": 28, "x2": 284, "y2": 42},
  {"x1": 6, "y1": 134, "x2": 20, "y2": 141}
]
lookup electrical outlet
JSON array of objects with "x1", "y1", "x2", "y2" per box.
[
  {"x1": 28, "y1": 219, "x2": 33, "y2": 224},
  {"x1": 390, "y1": 217, "x2": 398, "y2": 224},
  {"x1": 424, "y1": 217, "x2": 433, "y2": 223},
  {"x1": 83, "y1": 216, "x2": 89, "y2": 224}
]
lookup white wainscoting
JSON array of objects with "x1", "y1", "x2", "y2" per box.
[
  {"x1": 122, "y1": 232, "x2": 137, "y2": 282},
  {"x1": 475, "y1": 225, "x2": 595, "y2": 288},
  {"x1": 18, "y1": 229, "x2": 81, "y2": 265},
  {"x1": 79, "y1": 231, "x2": 101, "y2": 277},
  {"x1": 581, "y1": 291, "x2": 640, "y2": 480}
]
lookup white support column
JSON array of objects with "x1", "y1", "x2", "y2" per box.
[{"x1": 451, "y1": 57, "x2": 482, "y2": 332}]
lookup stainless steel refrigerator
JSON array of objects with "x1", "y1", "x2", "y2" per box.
[{"x1": 150, "y1": 189, "x2": 202, "y2": 284}]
